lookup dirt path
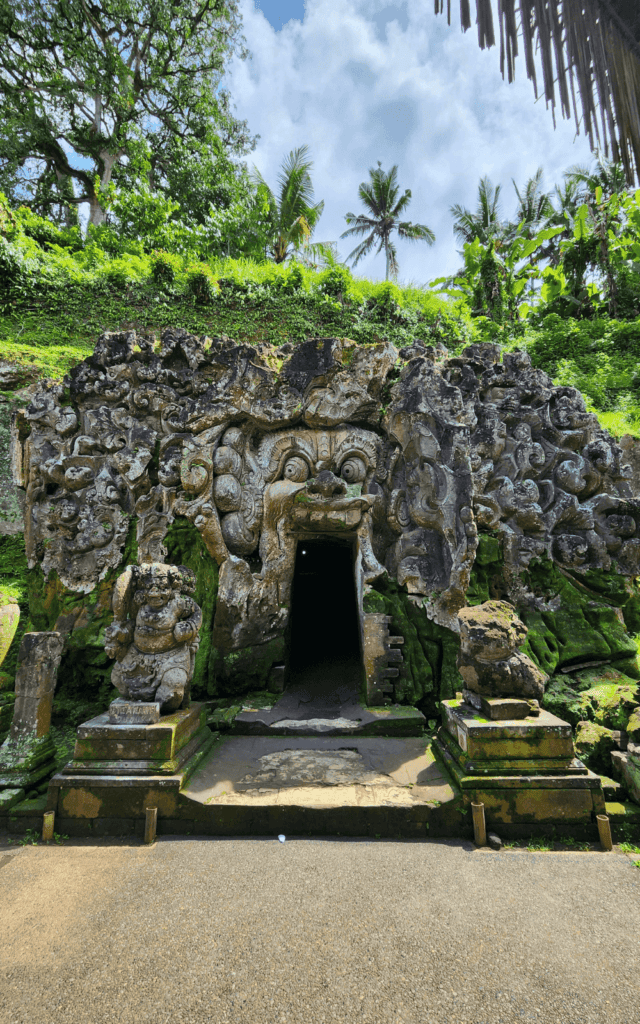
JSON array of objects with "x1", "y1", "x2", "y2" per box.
[{"x1": 1, "y1": 835, "x2": 639, "y2": 1024}]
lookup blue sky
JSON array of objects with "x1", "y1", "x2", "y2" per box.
[{"x1": 224, "y1": 0, "x2": 595, "y2": 284}]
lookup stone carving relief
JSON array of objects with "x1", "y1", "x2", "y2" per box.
[
  {"x1": 11, "y1": 329, "x2": 640, "y2": 655},
  {"x1": 457, "y1": 600, "x2": 547, "y2": 701},
  {"x1": 104, "y1": 562, "x2": 202, "y2": 711}
]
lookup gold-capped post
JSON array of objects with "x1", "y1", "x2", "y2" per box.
[{"x1": 42, "y1": 810, "x2": 55, "y2": 842}]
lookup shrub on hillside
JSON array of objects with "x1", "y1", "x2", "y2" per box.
[
  {"x1": 151, "y1": 249, "x2": 182, "y2": 286},
  {"x1": 186, "y1": 264, "x2": 217, "y2": 303}
]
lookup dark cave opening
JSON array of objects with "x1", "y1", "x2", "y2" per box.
[{"x1": 286, "y1": 536, "x2": 363, "y2": 700}]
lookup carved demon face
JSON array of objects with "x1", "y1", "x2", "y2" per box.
[{"x1": 208, "y1": 425, "x2": 384, "y2": 561}]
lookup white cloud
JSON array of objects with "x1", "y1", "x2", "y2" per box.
[{"x1": 224, "y1": 0, "x2": 594, "y2": 284}]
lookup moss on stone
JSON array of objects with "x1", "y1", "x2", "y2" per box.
[
  {"x1": 25, "y1": 519, "x2": 139, "y2": 726},
  {"x1": 543, "y1": 668, "x2": 639, "y2": 729},
  {"x1": 164, "y1": 517, "x2": 219, "y2": 700},
  {"x1": 364, "y1": 576, "x2": 462, "y2": 716},
  {"x1": 0, "y1": 534, "x2": 29, "y2": 682},
  {"x1": 466, "y1": 532, "x2": 503, "y2": 607},
  {"x1": 574, "y1": 720, "x2": 617, "y2": 774},
  {"x1": 520, "y1": 557, "x2": 640, "y2": 676},
  {"x1": 217, "y1": 636, "x2": 285, "y2": 695}
]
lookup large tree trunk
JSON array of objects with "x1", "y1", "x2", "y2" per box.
[{"x1": 88, "y1": 150, "x2": 121, "y2": 226}]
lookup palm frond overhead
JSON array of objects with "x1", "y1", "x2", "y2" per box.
[{"x1": 434, "y1": 0, "x2": 640, "y2": 184}]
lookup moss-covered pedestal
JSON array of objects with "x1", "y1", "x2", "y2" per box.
[
  {"x1": 434, "y1": 698, "x2": 606, "y2": 837},
  {"x1": 45, "y1": 703, "x2": 216, "y2": 834}
]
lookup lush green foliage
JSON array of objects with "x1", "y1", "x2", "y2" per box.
[{"x1": 0, "y1": 0, "x2": 254, "y2": 227}]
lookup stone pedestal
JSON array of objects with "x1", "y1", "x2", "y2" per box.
[
  {"x1": 46, "y1": 702, "x2": 216, "y2": 824},
  {"x1": 434, "y1": 698, "x2": 606, "y2": 830},
  {"x1": 0, "y1": 632, "x2": 64, "y2": 789},
  {"x1": 108, "y1": 699, "x2": 161, "y2": 725}
]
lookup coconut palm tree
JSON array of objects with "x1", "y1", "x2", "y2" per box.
[
  {"x1": 340, "y1": 162, "x2": 435, "y2": 281},
  {"x1": 511, "y1": 167, "x2": 555, "y2": 238},
  {"x1": 565, "y1": 158, "x2": 629, "y2": 202},
  {"x1": 250, "y1": 145, "x2": 324, "y2": 264},
  {"x1": 450, "y1": 176, "x2": 506, "y2": 248}
]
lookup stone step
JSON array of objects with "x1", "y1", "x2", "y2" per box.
[
  {"x1": 173, "y1": 734, "x2": 467, "y2": 838},
  {"x1": 231, "y1": 705, "x2": 426, "y2": 737},
  {"x1": 604, "y1": 800, "x2": 640, "y2": 823},
  {"x1": 599, "y1": 775, "x2": 627, "y2": 801}
]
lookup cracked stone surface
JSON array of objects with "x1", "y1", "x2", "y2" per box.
[
  {"x1": 267, "y1": 718, "x2": 361, "y2": 733},
  {"x1": 237, "y1": 748, "x2": 394, "y2": 788}
]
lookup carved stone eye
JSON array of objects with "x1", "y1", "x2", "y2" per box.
[
  {"x1": 283, "y1": 457, "x2": 309, "y2": 482},
  {"x1": 340, "y1": 457, "x2": 366, "y2": 484}
]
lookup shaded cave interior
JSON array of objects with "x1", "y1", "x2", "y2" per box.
[{"x1": 285, "y1": 536, "x2": 364, "y2": 707}]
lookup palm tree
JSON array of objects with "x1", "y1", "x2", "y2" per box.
[
  {"x1": 511, "y1": 167, "x2": 554, "y2": 238},
  {"x1": 450, "y1": 176, "x2": 506, "y2": 247},
  {"x1": 433, "y1": 1, "x2": 640, "y2": 187},
  {"x1": 340, "y1": 162, "x2": 435, "y2": 281},
  {"x1": 250, "y1": 145, "x2": 324, "y2": 264},
  {"x1": 565, "y1": 158, "x2": 629, "y2": 202}
]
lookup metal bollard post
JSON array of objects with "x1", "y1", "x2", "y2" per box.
[
  {"x1": 471, "y1": 801, "x2": 487, "y2": 847},
  {"x1": 144, "y1": 806, "x2": 158, "y2": 845},
  {"x1": 596, "y1": 814, "x2": 613, "y2": 851},
  {"x1": 42, "y1": 810, "x2": 55, "y2": 842}
]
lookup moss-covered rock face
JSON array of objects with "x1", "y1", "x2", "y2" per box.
[
  {"x1": 28, "y1": 520, "x2": 139, "y2": 726},
  {"x1": 363, "y1": 578, "x2": 462, "y2": 718},
  {"x1": 218, "y1": 637, "x2": 285, "y2": 695},
  {"x1": 0, "y1": 597, "x2": 19, "y2": 670},
  {"x1": 543, "y1": 667, "x2": 640, "y2": 730},
  {"x1": 574, "y1": 720, "x2": 617, "y2": 774},
  {"x1": 519, "y1": 560, "x2": 640, "y2": 678}
]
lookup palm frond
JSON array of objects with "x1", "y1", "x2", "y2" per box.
[
  {"x1": 344, "y1": 231, "x2": 380, "y2": 267},
  {"x1": 340, "y1": 213, "x2": 379, "y2": 239},
  {"x1": 397, "y1": 221, "x2": 436, "y2": 244},
  {"x1": 434, "y1": 0, "x2": 640, "y2": 184}
]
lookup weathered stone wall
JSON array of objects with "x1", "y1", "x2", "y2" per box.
[{"x1": 8, "y1": 329, "x2": 640, "y2": 722}]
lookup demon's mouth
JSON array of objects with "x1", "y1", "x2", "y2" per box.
[
  {"x1": 288, "y1": 470, "x2": 377, "y2": 532},
  {"x1": 290, "y1": 495, "x2": 374, "y2": 531}
]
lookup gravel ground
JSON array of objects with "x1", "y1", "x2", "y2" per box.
[{"x1": 1, "y1": 835, "x2": 639, "y2": 1024}]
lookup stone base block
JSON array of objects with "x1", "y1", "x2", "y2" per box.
[
  {"x1": 434, "y1": 701, "x2": 606, "y2": 832},
  {"x1": 47, "y1": 717, "x2": 217, "y2": 822},
  {"x1": 462, "y1": 690, "x2": 538, "y2": 721},
  {"x1": 0, "y1": 733, "x2": 57, "y2": 790},
  {"x1": 108, "y1": 699, "x2": 161, "y2": 725},
  {"x1": 67, "y1": 702, "x2": 210, "y2": 775},
  {"x1": 441, "y1": 698, "x2": 576, "y2": 764}
]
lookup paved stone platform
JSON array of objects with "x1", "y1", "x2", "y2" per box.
[{"x1": 173, "y1": 734, "x2": 468, "y2": 837}]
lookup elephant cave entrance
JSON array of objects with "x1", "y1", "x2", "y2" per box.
[{"x1": 286, "y1": 537, "x2": 362, "y2": 709}]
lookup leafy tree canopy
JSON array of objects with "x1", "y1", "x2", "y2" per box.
[{"x1": 0, "y1": 0, "x2": 257, "y2": 225}]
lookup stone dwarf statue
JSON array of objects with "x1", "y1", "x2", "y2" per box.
[
  {"x1": 456, "y1": 600, "x2": 548, "y2": 702},
  {"x1": 104, "y1": 562, "x2": 202, "y2": 712}
]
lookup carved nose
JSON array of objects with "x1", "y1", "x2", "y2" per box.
[{"x1": 307, "y1": 470, "x2": 346, "y2": 498}]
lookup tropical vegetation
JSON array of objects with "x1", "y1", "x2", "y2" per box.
[{"x1": 341, "y1": 162, "x2": 436, "y2": 281}]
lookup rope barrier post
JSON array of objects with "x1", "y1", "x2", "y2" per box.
[
  {"x1": 471, "y1": 801, "x2": 487, "y2": 847},
  {"x1": 596, "y1": 814, "x2": 613, "y2": 851},
  {"x1": 144, "y1": 807, "x2": 158, "y2": 845}
]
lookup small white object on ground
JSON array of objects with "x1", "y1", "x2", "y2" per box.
[{"x1": 278, "y1": 834, "x2": 286, "y2": 843}]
